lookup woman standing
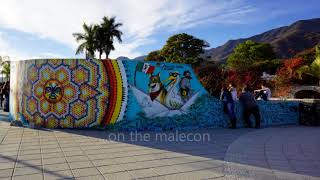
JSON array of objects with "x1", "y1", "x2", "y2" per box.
[{"x1": 220, "y1": 86, "x2": 237, "y2": 129}]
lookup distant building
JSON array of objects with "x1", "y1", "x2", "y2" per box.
[{"x1": 260, "y1": 72, "x2": 277, "y2": 81}]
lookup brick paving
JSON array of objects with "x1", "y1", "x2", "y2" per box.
[{"x1": 0, "y1": 119, "x2": 319, "y2": 180}]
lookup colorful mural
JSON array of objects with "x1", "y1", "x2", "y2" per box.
[
  {"x1": 9, "y1": 58, "x2": 299, "y2": 130},
  {"x1": 125, "y1": 61, "x2": 205, "y2": 118},
  {"x1": 10, "y1": 59, "x2": 128, "y2": 128},
  {"x1": 9, "y1": 59, "x2": 206, "y2": 128}
]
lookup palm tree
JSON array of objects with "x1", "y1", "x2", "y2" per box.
[
  {"x1": 94, "y1": 25, "x2": 105, "y2": 60},
  {"x1": 73, "y1": 23, "x2": 97, "y2": 59},
  {"x1": 100, "y1": 16, "x2": 123, "y2": 59}
]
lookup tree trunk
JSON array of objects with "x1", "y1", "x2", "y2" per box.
[{"x1": 105, "y1": 50, "x2": 110, "y2": 60}]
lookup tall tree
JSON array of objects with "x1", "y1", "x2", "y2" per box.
[
  {"x1": 1, "y1": 61, "x2": 10, "y2": 81},
  {"x1": 73, "y1": 23, "x2": 97, "y2": 59},
  {"x1": 100, "y1": 16, "x2": 123, "y2": 59},
  {"x1": 94, "y1": 25, "x2": 104, "y2": 60},
  {"x1": 144, "y1": 50, "x2": 165, "y2": 61},
  {"x1": 227, "y1": 40, "x2": 276, "y2": 71},
  {"x1": 160, "y1": 33, "x2": 209, "y2": 66}
]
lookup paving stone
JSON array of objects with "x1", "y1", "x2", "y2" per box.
[
  {"x1": 41, "y1": 152, "x2": 65, "y2": 159},
  {"x1": 13, "y1": 173, "x2": 43, "y2": 180},
  {"x1": 128, "y1": 168, "x2": 157, "y2": 179},
  {"x1": 69, "y1": 161, "x2": 94, "y2": 169},
  {"x1": 14, "y1": 166, "x2": 42, "y2": 176},
  {"x1": 76, "y1": 175, "x2": 105, "y2": 180},
  {"x1": 16, "y1": 159, "x2": 42, "y2": 167},
  {"x1": 0, "y1": 162, "x2": 15, "y2": 170},
  {"x1": 0, "y1": 177, "x2": 11, "y2": 180},
  {"x1": 92, "y1": 159, "x2": 117, "y2": 167},
  {"x1": 41, "y1": 148, "x2": 62, "y2": 154},
  {"x1": 72, "y1": 167, "x2": 100, "y2": 177},
  {"x1": 44, "y1": 170, "x2": 74, "y2": 180},
  {"x1": 97, "y1": 164, "x2": 125, "y2": 174},
  {"x1": 64, "y1": 151, "x2": 85, "y2": 157},
  {"x1": 66, "y1": 156, "x2": 90, "y2": 163},
  {"x1": 0, "y1": 156, "x2": 16, "y2": 163},
  {"x1": 153, "y1": 165, "x2": 181, "y2": 175},
  {"x1": 19, "y1": 149, "x2": 41, "y2": 155},
  {"x1": 18, "y1": 154, "x2": 41, "y2": 161},
  {"x1": 44, "y1": 163, "x2": 70, "y2": 172},
  {"x1": 43, "y1": 157, "x2": 67, "y2": 165},
  {"x1": 0, "y1": 168, "x2": 13, "y2": 178}
]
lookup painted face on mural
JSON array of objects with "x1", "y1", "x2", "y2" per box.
[
  {"x1": 148, "y1": 73, "x2": 162, "y2": 92},
  {"x1": 44, "y1": 79, "x2": 63, "y2": 103},
  {"x1": 183, "y1": 71, "x2": 192, "y2": 79}
]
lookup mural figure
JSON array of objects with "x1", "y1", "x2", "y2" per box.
[
  {"x1": 162, "y1": 71, "x2": 183, "y2": 109},
  {"x1": 44, "y1": 79, "x2": 63, "y2": 103},
  {"x1": 179, "y1": 70, "x2": 193, "y2": 102},
  {"x1": 148, "y1": 73, "x2": 167, "y2": 104},
  {"x1": 148, "y1": 71, "x2": 184, "y2": 110},
  {"x1": 130, "y1": 61, "x2": 201, "y2": 118}
]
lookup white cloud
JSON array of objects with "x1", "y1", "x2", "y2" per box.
[
  {"x1": 0, "y1": 0, "x2": 256, "y2": 59},
  {"x1": 0, "y1": 32, "x2": 30, "y2": 60},
  {"x1": 0, "y1": 32, "x2": 64, "y2": 60}
]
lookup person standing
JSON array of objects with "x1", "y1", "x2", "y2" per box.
[
  {"x1": 220, "y1": 86, "x2": 237, "y2": 129},
  {"x1": 3, "y1": 82, "x2": 10, "y2": 112},
  {"x1": 0, "y1": 82, "x2": 4, "y2": 109},
  {"x1": 228, "y1": 83, "x2": 238, "y2": 101},
  {"x1": 239, "y1": 85, "x2": 261, "y2": 129}
]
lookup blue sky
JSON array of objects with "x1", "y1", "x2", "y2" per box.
[{"x1": 0, "y1": 0, "x2": 319, "y2": 60}]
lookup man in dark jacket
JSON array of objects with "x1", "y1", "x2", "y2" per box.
[{"x1": 239, "y1": 86, "x2": 261, "y2": 128}]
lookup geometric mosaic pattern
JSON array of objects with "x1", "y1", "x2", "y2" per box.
[{"x1": 19, "y1": 59, "x2": 127, "y2": 128}]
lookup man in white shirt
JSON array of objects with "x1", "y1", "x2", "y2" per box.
[{"x1": 254, "y1": 84, "x2": 271, "y2": 101}]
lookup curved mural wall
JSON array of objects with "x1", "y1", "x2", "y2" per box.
[
  {"x1": 10, "y1": 59, "x2": 208, "y2": 128},
  {"x1": 10, "y1": 58, "x2": 299, "y2": 130}
]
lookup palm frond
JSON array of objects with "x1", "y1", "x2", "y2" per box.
[{"x1": 75, "y1": 43, "x2": 86, "y2": 55}]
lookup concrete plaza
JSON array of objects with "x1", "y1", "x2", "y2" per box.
[{"x1": 0, "y1": 118, "x2": 319, "y2": 180}]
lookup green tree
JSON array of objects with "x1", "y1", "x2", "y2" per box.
[
  {"x1": 99, "y1": 16, "x2": 123, "y2": 59},
  {"x1": 227, "y1": 40, "x2": 276, "y2": 71},
  {"x1": 144, "y1": 50, "x2": 165, "y2": 61},
  {"x1": 73, "y1": 23, "x2": 97, "y2": 58},
  {"x1": 296, "y1": 45, "x2": 320, "y2": 84},
  {"x1": 0, "y1": 56, "x2": 10, "y2": 81},
  {"x1": 159, "y1": 33, "x2": 209, "y2": 66}
]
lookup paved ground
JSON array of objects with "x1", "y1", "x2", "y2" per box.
[{"x1": 0, "y1": 119, "x2": 319, "y2": 180}]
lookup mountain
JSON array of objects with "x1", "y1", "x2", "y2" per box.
[
  {"x1": 133, "y1": 55, "x2": 147, "y2": 61},
  {"x1": 116, "y1": 56, "x2": 131, "y2": 61},
  {"x1": 116, "y1": 55, "x2": 146, "y2": 61},
  {"x1": 206, "y1": 18, "x2": 320, "y2": 63}
]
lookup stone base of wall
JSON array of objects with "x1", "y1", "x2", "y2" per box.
[{"x1": 109, "y1": 95, "x2": 300, "y2": 131}]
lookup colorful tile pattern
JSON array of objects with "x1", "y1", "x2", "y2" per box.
[{"x1": 18, "y1": 59, "x2": 127, "y2": 128}]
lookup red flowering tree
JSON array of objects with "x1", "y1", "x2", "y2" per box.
[
  {"x1": 197, "y1": 63, "x2": 227, "y2": 97},
  {"x1": 274, "y1": 57, "x2": 305, "y2": 97}
]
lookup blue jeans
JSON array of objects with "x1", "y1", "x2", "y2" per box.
[
  {"x1": 226, "y1": 102, "x2": 237, "y2": 128},
  {"x1": 227, "y1": 103, "x2": 236, "y2": 119}
]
